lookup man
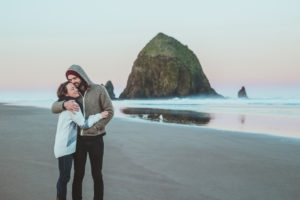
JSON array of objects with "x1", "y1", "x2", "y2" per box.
[{"x1": 52, "y1": 64, "x2": 114, "y2": 200}]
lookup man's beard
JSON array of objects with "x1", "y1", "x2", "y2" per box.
[
  {"x1": 77, "y1": 80, "x2": 87, "y2": 94},
  {"x1": 74, "y1": 82, "x2": 80, "y2": 87}
]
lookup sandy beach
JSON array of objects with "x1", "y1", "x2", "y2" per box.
[{"x1": 1, "y1": 103, "x2": 300, "y2": 200}]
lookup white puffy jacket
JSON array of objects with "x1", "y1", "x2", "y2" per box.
[{"x1": 54, "y1": 107, "x2": 102, "y2": 158}]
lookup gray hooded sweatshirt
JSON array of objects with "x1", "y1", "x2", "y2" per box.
[{"x1": 51, "y1": 64, "x2": 114, "y2": 136}]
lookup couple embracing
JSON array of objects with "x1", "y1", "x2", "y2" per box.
[{"x1": 52, "y1": 64, "x2": 114, "y2": 200}]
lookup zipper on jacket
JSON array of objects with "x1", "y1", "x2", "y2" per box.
[{"x1": 80, "y1": 90, "x2": 87, "y2": 136}]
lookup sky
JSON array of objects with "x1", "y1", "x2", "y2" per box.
[{"x1": 0, "y1": 0, "x2": 299, "y2": 97}]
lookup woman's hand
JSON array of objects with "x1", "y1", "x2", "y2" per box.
[{"x1": 101, "y1": 111, "x2": 109, "y2": 118}]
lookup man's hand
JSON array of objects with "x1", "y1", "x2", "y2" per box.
[
  {"x1": 64, "y1": 100, "x2": 79, "y2": 114},
  {"x1": 101, "y1": 111, "x2": 109, "y2": 118}
]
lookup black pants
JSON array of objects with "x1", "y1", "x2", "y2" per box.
[
  {"x1": 57, "y1": 154, "x2": 73, "y2": 200},
  {"x1": 72, "y1": 135, "x2": 104, "y2": 200}
]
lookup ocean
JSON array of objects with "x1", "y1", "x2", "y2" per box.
[{"x1": 1, "y1": 90, "x2": 300, "y2": 139}]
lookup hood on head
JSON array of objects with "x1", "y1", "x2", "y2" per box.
[{"x1": 66, "y1": 64, "x2": 94, "y2": 86}]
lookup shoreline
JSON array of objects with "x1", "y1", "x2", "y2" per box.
[
  {"x1": 2, "y1": 101, "x2": 300, "y2": 139},
  {"x1": 1, "y1": 103, "x2": 300, "y2": 199}
]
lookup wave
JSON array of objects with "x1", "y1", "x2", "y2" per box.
[{"x1": 1, "y1": 91, "x2": 300, "y2": 110}]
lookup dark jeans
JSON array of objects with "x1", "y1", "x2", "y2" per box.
[
  {"x1": 57, "y1": 154, "x2": 73, "y2": 200},
  {"x1": 72, "y1": 135, "x2": 104, "y2": 200}
]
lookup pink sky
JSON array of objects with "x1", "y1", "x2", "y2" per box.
[{"x1": 1, "y1": 0, "x2": 299, "y2": 94}]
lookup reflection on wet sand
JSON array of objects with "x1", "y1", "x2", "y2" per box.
[
  {"x1": 239, "y1": 115, "x2": 245, "y2": 124},
  {"x1": 121, "y1": 107, "x2": 211, "y2": 125}
]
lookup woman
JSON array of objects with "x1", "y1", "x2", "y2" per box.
[{"x1": 54, "y1": 81, "x2": 108, "y2": 200}]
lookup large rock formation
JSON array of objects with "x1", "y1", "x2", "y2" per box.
[
  {"x1": 104, "y1": 80, "x2": 116, "y2": 100},
  {"x1": 120, "y1": 33, "x2": 222, "y2": 99},
  {"x1": 238, "y1": 86, "x2": 248, "y2": 98}
]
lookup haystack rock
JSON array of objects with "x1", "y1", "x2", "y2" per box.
[
  {"x1": 104, "y1": 80, "x2": 116, "y2": 99},
  {"x1": 119, "y1": 32, "x2": 222, "y2": 99},
  {"x1": 238, "y1": 86, "x2": 248, "y2": 98}
]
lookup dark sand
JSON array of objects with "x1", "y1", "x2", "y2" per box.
[{"x1": 1, "y1": 103, "x2": 300, "y2": 200}]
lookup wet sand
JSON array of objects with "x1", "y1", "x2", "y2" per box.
[
  {"x1": 118, "y1": 106, "x2": 300, "y2": 138},
  {"x1": 1, "y1": 103, "x2": 300, "y2": 200}
]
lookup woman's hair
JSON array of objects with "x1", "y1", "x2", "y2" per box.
[{"x1": 57, "y1": 81, "x2": 69, "y2": 99}]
